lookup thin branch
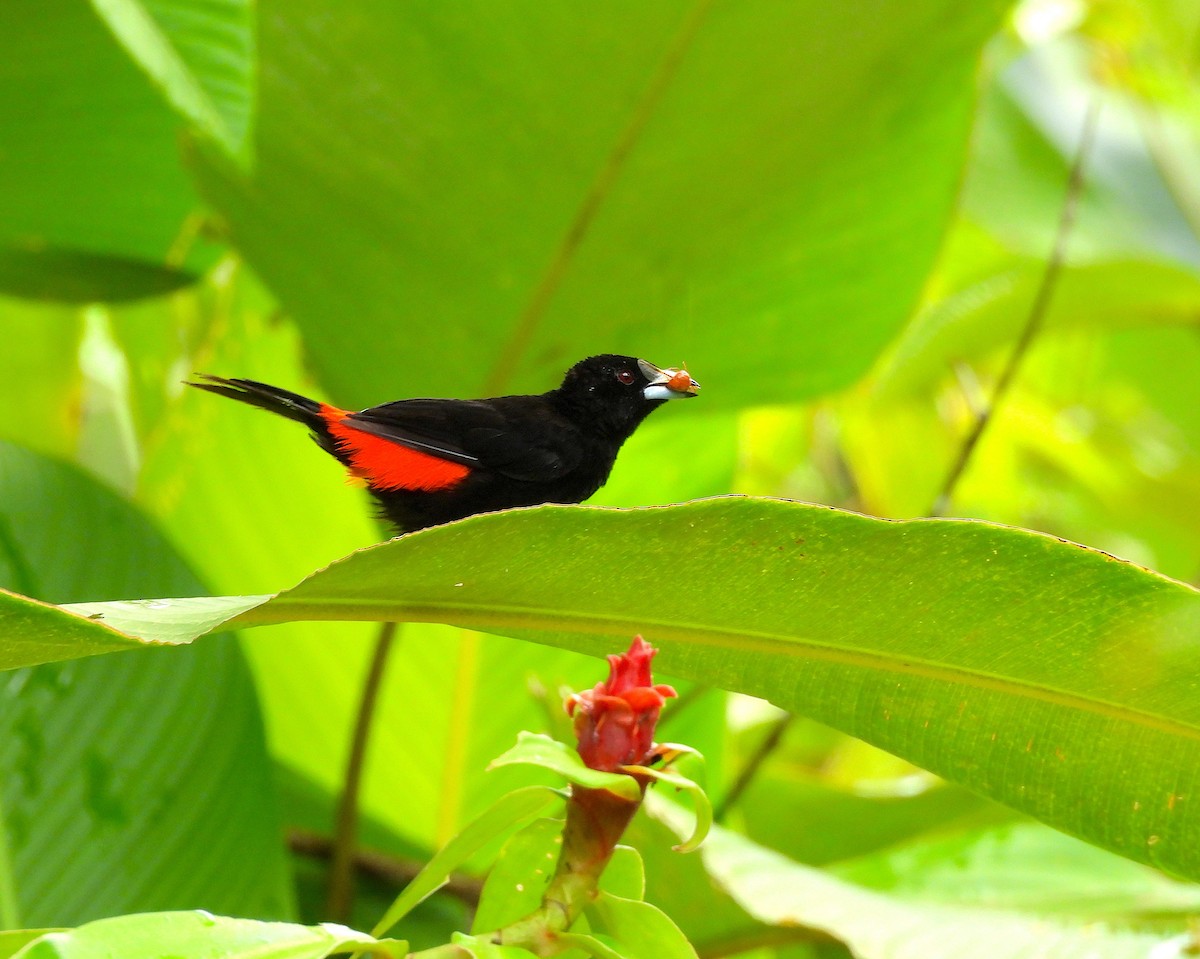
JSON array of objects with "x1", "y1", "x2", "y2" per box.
[
  {"x1": 930, "y1": 98, "x2": 1102, "y2": 517},
  {"x1": 714, "y1": 712, "x2": 794, "y2": 823},
  {"x1": 694, "y1": 924, "x2": 844, "y2": 959},
  {"x1": 482, "y1": 0, "x2": 714, "y2": 395},
  {"x1": 290, "y1": 828, "x2": 484, "y2": 906},
  {"x1": 326, "y1": 621, "x2": 400, "y2": 921}
]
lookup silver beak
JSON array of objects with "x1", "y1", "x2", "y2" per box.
[{"x1": 638, "y1": 359, "x2": 701, "y2": 400}]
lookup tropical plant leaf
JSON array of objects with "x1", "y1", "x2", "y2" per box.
[
  {"x1": 10, "y1": 912, "x2": 405, "y2": 959},
  {"x1": 88, "y1": 0, "x2": 254, "y2": 162},
  {"x1": 192, "y1": 0, "x2": 1009, "y2": 408},
  {"x1": 0, "y1": 442, "x2": 291, "y2": 924},
  {"x1": 0, "y1": 0, "x2": 218, "y2": 301},
  {"x1": 489, "y1": 733, "x2": 641, "y2": 802},
  {"x1": 653, "y1": 799, "x2": 1178, "y2": 959},
  {"x1": 372, "y1": 786, "x2": 564, "y2": 938},
  {"x1": 18, "y1": 496, "x2": 1200, "y2": 882}
]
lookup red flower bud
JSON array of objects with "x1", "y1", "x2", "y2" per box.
[{"x1": 566, "y1": 636, "x2": 676, "y2": 771}]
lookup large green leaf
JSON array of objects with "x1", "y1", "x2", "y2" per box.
[
  {"x1": 833, "y1": 820, "x2": 1200, "y2": 920},
  {"x1": 0, "y1": 0, "x2": 217, "y2": 301},
  {"x1": 89, "y1": 0, "x2": 255, "y2": 162},
  {"x1": 0, "y1": 442, "x2": 290, "y2": 924},
  {"x1": 194, "y1": 0, "x2": 1008, "y2": 408},
  {"x1": 32, "y1": 497, "x2": 1200, "y2": 882},
  {"x1": 10, "y1": 912, "x2": 405, "y2": 959},
  {"x1": 652, "y1": 801, "x2": 1179, "y2": 959}
]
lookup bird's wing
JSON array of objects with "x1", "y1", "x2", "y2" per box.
[{"x1": 341, "y1": 398, "x2": 580, "y2": 484}]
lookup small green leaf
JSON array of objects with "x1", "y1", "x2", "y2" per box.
[
  {"x1": 472, "y1": 819, "x2": 563, "y2": 934},
  {"x1": 448, "y1": 932, "x2": 537, "y2": 958},
  {"x1": 0, "y1": 932, "x2": 64, "y2": 959},
  {"x1": 623, "y1": 766, "x2": 709, "y2": 853},
  {"x1": 10, "y1": 911, "x2": 405, "y2": 959},
  {"x1": 372, "y1": 786, "x2": 563, "y2": 938},
  {"x1": 489, "y1": 733, "x2": 640, "y2": 802},
  {"x1": 556, "y1": 933, "x2": 628, "y2": 959},
  {"x1": 586, "y1": 893, "x2": 698, "y2": 959},
  {"x1": 601, "y1": 847, "x2": 646, "y2": 902}
]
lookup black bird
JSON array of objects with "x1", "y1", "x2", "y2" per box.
[{"x1": 190, "y1": 355, "x2": 700, "y2": 533}]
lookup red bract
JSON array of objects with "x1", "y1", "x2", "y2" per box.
[{"x1": 567, "y1": 636, "x2": 677, "y2": 772}]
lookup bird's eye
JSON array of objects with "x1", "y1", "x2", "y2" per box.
[{"x1": 616, "y1": 369, "x2": 636, "y2": 385}]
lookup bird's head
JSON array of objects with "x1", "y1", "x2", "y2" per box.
[{"x1": 555, "y1": 354, "x2": 700, "y2": 439}]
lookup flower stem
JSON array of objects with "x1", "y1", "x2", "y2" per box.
[
  {"x1": 486, "y1": 783, "x2": 644, "y2": 956},
  {"x1": 327, "y1": 621, "x2": 399, "y2": 921}
]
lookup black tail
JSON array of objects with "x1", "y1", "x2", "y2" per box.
[{"x1": 188, "y1": 375, "x2": 326, "y2": 430}]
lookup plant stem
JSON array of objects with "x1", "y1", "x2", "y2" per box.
[
  {"x1": 715, "y1": 712, "x2": 793, "y2": 822},
  {"x1": 327, "y1": 621, "x2": 399, "y2": 921},
  {"x1": 930, "y1": 97, "x2": 1101, "y2": 517},
  {"x1": 486, "y1": 784, "x2": 644, "y2": 956},
  {"x1": 289, "y1": 828, "x2": 484, "y2": 905},
  {"x1": 695, "y1": 925, "x2": 843, "y2": 958}
]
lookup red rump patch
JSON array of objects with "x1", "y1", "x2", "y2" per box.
[{"x1": 320, "y1": 405, "x2": 471, "y2": 492}]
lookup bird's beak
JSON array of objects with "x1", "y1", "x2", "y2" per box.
[{"x1": 638, "y1": 360, "x2": 701, "y2": 400}]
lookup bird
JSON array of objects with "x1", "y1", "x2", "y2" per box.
[{"x1": 189, "y1": 354, "x2": 700, "y2": 534}]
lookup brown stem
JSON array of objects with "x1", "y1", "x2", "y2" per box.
[
  {"x1": 930, "y1": 98, "x2": 1102, "y2": 517},
  {"x1": 290, "y1": 828, "x2": 484, "y2": 906},
  {"x1": 326, "y1": 621, "x2": 399, "y2": 921},
  {"x1": 715, "y1": 712, "x2": 794, "y2": 822},
  {"x1": 695, "y1": 924, "x2": 844, "y2": 958}
]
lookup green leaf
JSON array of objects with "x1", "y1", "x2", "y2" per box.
[
  {"x1": 10, "y1": 912, "x2": 406, "y2": 959},
  {"x1": 372, "y1": 786, "x2": 563, "y2": 938},
  {"x1": 32, "y1": 497, "x2": 1200, "y2": 882},
  {"x1": 0, "y1": 590, "x2": 147, "y2": 670},
  {"x1": 586, "y1": 892, "x2": 697, "y2": 959},
  {"x1": 447, "y1": 932, "x2": 536, "y2": 959},
  {"x1": 625, "y1": 766, "x2": 708, "y2": 853},
  {"x1": 735, "y1": 763, "x2": 994, "y2": 867},
  {"x1": 473, "y1": 824, "x2": 648, "y2": 946},
  {"x1": 0, "y1": 249, "x2": 196, "y2": 304},
  {"x1": 0, "y1": 0, "x2": 218, "y2": 301},
  {"x1": 833, "y1": 820, "x2": 1200, "y2": 921},
  {"x1": 555, "y1": 933, "x2": 628, "y2": 959},
  {"x1": 0, "y1": 933, "x2": 63, "y2": 959},
  {"x1": 193, "y1": 1, "x2": 1008, "y2": 409},
  {"x1": 655, "y1": 801, "x2": 1177, "y2": 959},
  {"x1": 0, "y1": 442, "x2": 291, "y2": 923},
  {"x1": 619, "y1": 813, "x2": 759, "y2": 950},
  {"x1": 601, "y1": 847, "x2": 646, "y2": 903},
  {"x1": 472, "y1": 818, "x2": 563, "y2": 934},
  {"x1": 490, "y1": 733, "x2": 640, "y2": 802},
  {"x1": 88, "y1": 0, "x2": 254, "y2": 163}
]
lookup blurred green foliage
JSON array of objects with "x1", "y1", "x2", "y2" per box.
[{"x1": 1, "y1": 0, "x2": 1199, "y2": 956}]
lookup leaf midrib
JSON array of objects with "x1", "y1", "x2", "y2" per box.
[{"x1": 235, "y1": 595, "x2": 1200, "y2": 744}]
